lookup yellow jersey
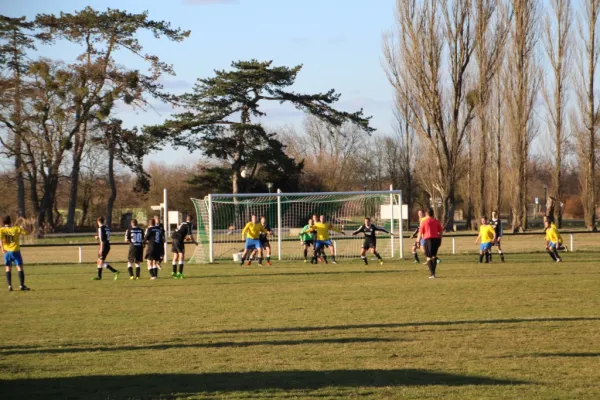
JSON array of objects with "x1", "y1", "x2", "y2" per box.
[
  {"x1": 0, "y1": 226, "x2": 27, "y2": 252},
  {"x1": 242, "y1": 222, "x2": 266, "y2": 240},
  {"x1": 551, "y1": 222, "x2": 563, "y2": 244},
  {"x1": 546, "y1": 225, "x2": 560, "y2": 243},
  {"x1": 419, "y1": 216, "x2": 429, "y2": 224},
  {"x1": 310, "y1": 222, "x2": 341, "y2": 241},
  {"x1": 479, "y1": 224, "x2": 495, "y2": 244}
]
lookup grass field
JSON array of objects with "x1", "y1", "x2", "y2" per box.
[{"x1": 1, "y1": 252, "x2": 600, "y2": 399}]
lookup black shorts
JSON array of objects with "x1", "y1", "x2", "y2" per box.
[
  {"x1": 128, "y1": 246, "x2": 143, "y2": 263},
  {"x1": 156, "y1": 244, "x2": 165, "y2": 260},
  {"x1": 423, "y1": 238, "x2": 441, "y2": 258},
  {"x1": 98, "y1": 244, "x2": 110, "y2": 261},
  {"x1": 145, "y1": 244, "x2": 159, "y2": 261},
  {"x1": 303, "y1": 239, "x2": 314, "y2": 247},
  {"x1": 260, "y1": 237, "x2": 270, "y2": 248},
  {"x1": 171, "y1": 240, "x2": 185, "y2": 254},
  {"x1": 493, "y1": 237, "x2": 502, "y2": 246},
  {"x1": 362, "y1": 239, "x2": 376, "y2": 250}
]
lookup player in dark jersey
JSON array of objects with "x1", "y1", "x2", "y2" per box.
[
  {"x1": 259, "y1": 216, "x2": 273, "y2": 265},
  {"x1": 489, "y1": 210, "x2": 505, "y2": 262},
  {"x1": 153, "y1": 215, "x2": 165, "y2": 270},
  {"x1": 125, "y1": 219, "x2": 144, "y2": 280},
  {"x1": 171, "y1": 215, "x2": 198, "y2": 279},
  {"x1": 144, "y1": 219, "x2": 161, "y2": 280},
  {"x1": 92, "y1": 217, "x2": 119, "y2": 281},
  {"x1": 352, "y1": 217, "x2": 393, "y2": 265}
]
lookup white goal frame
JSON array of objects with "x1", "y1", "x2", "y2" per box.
[{"x1": 192, "y1": 188, "x2": 404, "y2": 263}]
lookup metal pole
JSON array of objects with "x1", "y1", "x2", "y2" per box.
[
  {"x1": 399, "y1": 189, "x2": 404, "y2": 259},
  {"x1": 277, "y1": 189, "x2": 282, "y2": 261},
  {"x1": 452, "y1": 237, "x2": 456, "y2": 255},
  {"x1": 208, "y1": 194, "x2": 214, "y2": 263},
  {"x1": 390, "y1": 185, "x2": 394, "y2": 258},
  {"x1": 163, "y1": 188, "x2": 168, "y2": 263},
  {"x1": 79, "y1": 246, "x2": 82, "y2": 263}
]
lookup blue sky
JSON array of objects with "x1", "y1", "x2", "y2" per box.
[{"x1": 3, "y1": 0, "x2": 397, "y2": 165}]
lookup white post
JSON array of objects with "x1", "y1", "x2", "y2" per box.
[
  {"x1": 452, "y1": 237, "x2": 456, "y2": 254},
  {"x1": 208, "y1": 194, "x2": 214, "y2": 263},
  {"x1": 570, "y1": 234, "x2": 574, "y2": 252},
  {"x1": 163, "y1": 188, "x2": 168, "y2": 263},
  {"x1": 277, "y1": 189, "x2": 282, "y2": 261},
  {"x1": 390, "y1": 185, "x2": 394, "y2": 258},
  {"x1": 333, "y1": 240, "x2": 337, "y2": 257},
  {"x1": 78, "y1": 246, "x2": 82, "y2": 263},
  {"x1": 399, "y1": 190, "x2": 404, "y2": 259}
]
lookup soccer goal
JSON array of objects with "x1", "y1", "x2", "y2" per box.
[{"x1": 189, "y1": 189, "x2": 405, "y2": 263}]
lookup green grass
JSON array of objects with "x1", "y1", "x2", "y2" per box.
[{"x1": 1, "y1": 253, "x2": 600, "y2": 399}]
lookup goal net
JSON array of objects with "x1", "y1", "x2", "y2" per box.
[{"x1": 189, "y1": 190, "x2": 404, "y2": 263}]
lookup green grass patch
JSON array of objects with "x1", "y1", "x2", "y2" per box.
[{"x1": 1, "y1": 253, "x2": 599, "y2": 399}]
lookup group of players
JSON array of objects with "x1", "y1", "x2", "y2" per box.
[
  {"x1": 92, "y1": 214, "x2": 198, "y2": 281},
  {"x1": 238, "y1": 213, "x2": 394, "y2": 266},
  {"x1": 0, "y1": 207, "x2": 570, "y2": 291}
]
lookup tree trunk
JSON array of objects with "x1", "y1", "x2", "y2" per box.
[
  {"x1": 106, "y1": 140, "x2": 117, "y2": 228},
  {"x1": 66, "y1": 128, "x2": 86, "y2": 232},
  {"x1": 14, "y1": 137, "x2": 26, "y2": 217},
  {"x1": 466, "y1": 130, "x2": 474, "y2": 230}
]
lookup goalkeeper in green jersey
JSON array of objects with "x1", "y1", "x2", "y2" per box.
[{"x1": 299, "y1": 218, "x2": 315, "y2": 263}]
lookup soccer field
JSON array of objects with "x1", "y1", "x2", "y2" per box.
[{"x1": 1, "y1": 254, "x2": 600, "y2": 399}]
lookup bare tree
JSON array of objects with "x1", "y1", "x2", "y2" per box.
[
  {"x1": 505, "y1": 0, "x2": 540, "y2": 231},
  {"x1": 543, "y1": 0, "x2": 572, "y2": 228},
  {"x1": 492, "y1": 72, "x2": 506, "y2": 213},
  {"x1": 574, "y1": 0, "x2": 600, "y2": 231},
  {"x1": 383, "y1": 0, "x2": 476, "y2": 230},
  {"x1": 474, "y1": 0, "x2": 509, "y2": 219}
]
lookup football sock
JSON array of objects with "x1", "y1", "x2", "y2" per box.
[
  {"x1": 178, "y1": 262, "x2": 184, "y2": 274},
  {"x1": 127, "y1": 266, "x2": 133, "y2": 277},
  {"x1": 499, "y1": 252, "x2": 505, "y2": 262},
  {"x1": 18, "y1": 270, "x2": 25, "y2": 286},
  {"x1": 106, "y1": 265, "x2": 116, "y2": 273},
  {"x1": 322, "y1": 254, "x2": 328, "y2": 262},
  {"x1": 266, "y1": 256, "x2": 270, "y2": 262},
  {"x1": 553, "y1": 248, "x2": 561, "y2": 261},
  {"x1": 258, "y1": 257, "x2": 263, "y2": 264},
  {"x1": 375, "y1": 252, "x2": 382, "y2": 260},
  {"x1": 172, "y1": 263, "x2": 177, "y2": 274},
  {"x1": 97, "y1": 268, "x2": 102, "y2": 279},
  {"x1": 153, "y1": 267, "x2": 158, "y2": 277},
  {"x1": 413, "y1": 252, "x2": 420, "y2": 262},
  {"x1": 427, "y1": 259, "x2": 435, "y2": 276},
  {"x1": 361, "y1": 255, "x2": 368, "y2": 265},
  {"x1": 148, "y1": 267, "x2": 154, "y2": 277},
  {"x1": 485, "y1": 253, "x2": 490, "y2": 263},
  {"x1": 547, "y1": 250, "x2": 557, "y2": 261},
  {"x1": 135, "y1": 266, "x2": 140, "y2": 278},
  {"x1": 332, "y1": 255, "x2": 336, "y2": 262},
  {"x1": 6, "y1": 271, "x2": 12, "y2": 286},
  {"x1": 489, "y1": 253, "x2": 493, "y2": 262},
  {"x1": 479, "y1": 254, "x2": 484, "y2": 263},
  {"x1": 432, "y1": 258, "x2": 437, "y2": 274}
]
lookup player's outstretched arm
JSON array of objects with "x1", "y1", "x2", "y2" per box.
[{"x1": 352, "y1": 225, "x2": 364, "y2": 236}]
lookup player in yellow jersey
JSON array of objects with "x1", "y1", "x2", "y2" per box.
[
  {"x1": 543, "y1": 215, "x2": 564, "y2": 250},
  {"x1": 0, "y1": 216, "x2": 31, "y2": 291},
  {"x1": 544, "y1": 218, "x2": 562, "y2": 262},
  {"x1": 240, "y1": 215, "x2": 266, "y2": 266},
  {"x1": 310, "y1": 215, "x2": 346, "y2": 264},
  {"x1": 475, "y1": 216, "x2": 496, "y2": 263}
]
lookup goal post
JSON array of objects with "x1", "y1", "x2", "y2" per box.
[{"x1": 189, "y1": 189, "x2": 404, "y2": 263}]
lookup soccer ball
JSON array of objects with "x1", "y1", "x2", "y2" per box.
[{"x1": 240, "y1": 168, "x2": 248, "y2": 178}]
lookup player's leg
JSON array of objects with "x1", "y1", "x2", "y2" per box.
[
  {"x1": 313, "y1": 241, "x2": 322, "y2": 263},
  {"x1": 478, "y1": 244, "x2": 485, "y2": 263},
  {"x1": 423, "y1": 240, "x2": 435, "y2": 278},
  {"x1": 412, "y1": 241, "x2": 420, "y2": 263},
  {"x1": 497, "y1": 239, "x2": 505, "y2": 262},
  {"x1": 177, "y1": 250, "x2": 185, "y2": 278},
  {"x1": 14, "y1": 254, "x2": 30, "y2": 290},
  {"x1": 93, "y1": 250, "x2": 104, "y2": 280},
  {"x1": 372, "y1": 245, "x2": 383, "y2": 265},
  {"x1": 100, "y1": 247, "x2": 119, "y2": 279},
  {"x1": 360, "y1": 244, "x2": 368, "y2": 265},
  {"x1": 172, "y1": 251, "x2": 179, "y2": 276},
  {"x1": 262, "y1": 242, "x2": 271, "y2": 265},
  {"x1": 257, "y1": 244, "x2": 264, "y2": 265},
  {"x1": 329, "y1": 242, "x2": 337, "y2": 263},
  {"x1": 5, "y1": 252, "x2": 13, "y2": 291},
  {"x1": 430, "y1": 239, "x2": 440, "y2": 277},
  {"x1": 135, "y1": 249, "x2": 142, "y2": 279},
  {"x1": 128, "y1": 252, "x2": 134, "y2": 279},
  {"x1": 546, "y1": 243, "x2": 557, "y2": 261},
  {"x1": 552, "y1": 243, "x2": 562, "y2": 262},
  {"x1": 303, "y1": 243, "x2": 309, "y2": 262}
]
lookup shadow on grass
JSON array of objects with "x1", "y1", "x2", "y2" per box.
[
  {"x1": 192, "y1": 269, "x2": 408, "y2": 280},
  {"x1": 531, "y1": 352, "x2": 600, "y2": 358},
  {"x1": 0, "y1": 337, "x2": 398, "y2": 356},
  {"x1": 0, "y1": 369, "x2": 528, "y2": 399},
  {"x1": 195, "y1": 316, "x2": 600, "y2": 335}
]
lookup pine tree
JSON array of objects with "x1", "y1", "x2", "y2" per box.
[{"x1": 146, "y1": 60, "x2": 374, "y2": 194}]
